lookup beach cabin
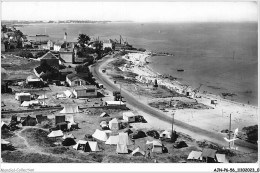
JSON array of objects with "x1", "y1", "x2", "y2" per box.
[
  {"x1": 72, "y1": 85, "x2": 97, "y2": 98},
  {"x1": 15, "y1": 93, "x2": 31, "y2": 103},
  {"x1": 40, "y1": 51, "x2": 59, "y2": 69},
  {"x1": 123, "y1": 112, "x2": 136, "y2": 123},
  {"x1": 66, "y1": 73, "x2": 87, "y2": 87}
]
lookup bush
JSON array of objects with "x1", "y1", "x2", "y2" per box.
[{"x1": 17, "y1": 51, "x2": 34, "y2": 58}]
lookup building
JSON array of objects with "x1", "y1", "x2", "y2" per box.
[
  {"x1": 72, "y1": 85, "x2": 97, "y2": 98},
  {"x1": 66, "y1": 73, "x2": 88, "y2": 87},
  {"x1": 59, "y1": 48, "x2": 75, "y2": 64},
  {"x1": 40, "y1": 51, "x2": 59, "y2": 69},
  {"x1": 54, "y1": 42, "x2": 63, "y2": 51},
  {"x1": 102, "y1": 39, "x2": 114, "y2": 50},
  {"x1": 26, "y1": 75, "x2": 44, "y2": 88},
  {"x1": 47, "y1": 40, "x2": 54, "y2": 50}
]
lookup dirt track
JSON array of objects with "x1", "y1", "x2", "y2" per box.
[{"x1": 91, "y1": 55, "x2": 258, "y2": 153}]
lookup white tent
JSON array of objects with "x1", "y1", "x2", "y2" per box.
[
  {"x1": 109, "y1": 118, "x2": 120, "y2": 131},
  {"x1": 131, "y1": 147, "x2": 145, "y2": 156},
  {"x1": 57, "y1": 93, "x2": 66, "y2": 99},
  {"x1": 123, "y1": 112, "x2": 136, "y2": 123},
  {"x1": 100, "y1": 121, "x2": 108, "y2": 128},
  {"x1": 73, "y1": 140, "x2": 88, "y2": 150},
  {"x1": 187, "y1": 151, "x2": 202, "y2": 160},
  {"x1": 105, "y1": 101, "x2": 126, "y2": 106},
  {"x1": 15, "y1": 93, "x2": 31, "y2": 101},
  {"x1": 48, "y1": 130, "x2": 64, "y2": 138},
  {"x1": 60, "y1": 105, "x2": 80, "y2": 114},
  {"x1": 62, "y1": 133, "x2": 76, "y2": 140},
  {"x1": 216, "y1": 154, "x2": 229, "y2": 163},
  {"x1": 88, "y1": 141, "x2": 100, "y2": 152},
  {"x1": 92, "y1": 129, "x2": 108, "y2": 142},
  {"x1": 100, "y1": 112, "x2": 109, "y2": 117},
  {"x1": 146, "y1": 140, "x2": 163, "y2": 153},
  {"x1": 160, "y1": 130, "x2": 171, "y2": 139},
  {"x1": 116, "y1": 144, "x2": 128, "y2": 154},
  {"x1": 38, "y1": 95, "x2": 48, "y2": 100},
  {"x1": 105, "y1": 135, "x2": 119, "y2": 145},
  {"x1": 1, "y1": 139, "x2": 10, "y2": 145},
  {"x1": 118, "y1": 132, "x2": 133, "y2": 145},
  {"x1": 21, "y1": 101, "x2": 30, "y2": 107},
  {"x1": 64, "y1": 90, "x2": 73, "y2": 98},
  {"x1": 65, "y1": 115, "x2": 74, "y2": 123}
]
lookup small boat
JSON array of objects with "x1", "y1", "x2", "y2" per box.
[{"x1": 177, "y1": 69, "x2": 184, "y2": 72}]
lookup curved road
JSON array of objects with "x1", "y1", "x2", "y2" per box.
[{"x1": 91, "y1": 55, "x2": 257, "y2": 153}]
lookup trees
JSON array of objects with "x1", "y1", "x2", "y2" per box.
[
  {"x1": 35, "y1": 50, "x2": 48, "y2": 58},
  {"x1": 77, "y1": 34, "x2": 90, "y2": 47},
  {"x1": 17, "y1": 50, "x2": 33, "y2": 58}
]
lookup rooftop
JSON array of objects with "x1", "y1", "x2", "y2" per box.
[
  {"x1": 66, "y1": 73, "x2": 89, "y2": 81},
  {"x1": 40, "y1": 51, "x2": 59, "y2": 60},
  {"x1": 73, "y1": 85, "x2": 96, "y2": 91}
]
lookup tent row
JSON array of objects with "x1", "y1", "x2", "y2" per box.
[{"x1": 187, "y1": 149, "x2": 229, "y2": 163}]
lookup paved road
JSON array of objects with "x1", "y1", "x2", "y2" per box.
[{"x1": 91, "y1": 55, "x2": 258, "y2": 153}]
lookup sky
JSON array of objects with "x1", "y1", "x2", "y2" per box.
[{"x1": 1, "y1": 1, "x2": 258, "y2": 22}]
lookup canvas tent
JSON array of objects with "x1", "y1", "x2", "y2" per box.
[
  {"x1": 73, "y1": 140, "x2": 100, "y2": 152},
  {"x1": 57, "y1": 93, "x2": 66, "y2": 99},
  {"x1": 100, "y1": 112, "x2": 109, "y2": 118},
  {"x1": 21, "y1": 115, "x2": 37, "y2": 126},
  {"x1": 88, "y1": 141, "x2": 100, "y2": 152},
  {"x1": 60, "y1": 105, "x2": 79, "y2": 114},
  {"x1": 65, "y1": 115, "x2": 74, "y2": 123},
  {"x1": 105, "y1": 101, "x2": 126, "y2": 107},
  {"x1": 1, "y1": 121, "x2": 9, "y2": 130},
  {"x1": 48, "y1": 130, "x2": 64, "y2": 138},
  {"x1": 116, "y1": 144, "x2": 128, "y2": 154},
  {"x1": 64, "y1": 90, "x2": 73, "y2": 98},
  {"x1": 109, "y1": 118, "x2": 120, "y2": 131},
  {"x1": 187, "y1": 151, "x2": 202, "y2": 160},
  {"x1": 38, "y1": 95, "x2": 48, "y2": 100},
  {"x1": 146, "y1": 140, "x2": 163, "y2": 153},
  {"x1": 118, "y1": 132, "x2": 133, "y2": 145},
  {"x1": 131, "y1": 147, "x2": 145, "y2": 156},
  {"x1": 201, "y1": 148, "x2": 217, "y2": 162},
  {"x1": 63, "y1": 133, "x2": 76, "y2": 139},
  {"x1": 105, "y1": 135, "x2": 119, "y2": 145},
  {"x1": 15, "y1": 93, "x2": 31, "y2": 101},
  {"x1": 92, "y1": 129, "x2": 109, "y2": 142},
  {"x1": 160, "y1": 130, "x2": 171, "y2": 139},
  {"x1": 123, "y1": 112, "x2": 136, "y2": 123},
  {"x1": 55, "y1": 115, "x2": 65, "y2": 124},
  {"x1": 216, "y1": 154, "x2": 229, "y2": 163}
]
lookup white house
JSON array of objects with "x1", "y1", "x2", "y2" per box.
[
  {"x1": 72, "y1": 85, "x2": 97, "y2": 98},
  {"x1": 66, "y1": 73, "x2": 87, "y2": 87},
  {"x1": 54, "y1": 42, "x2": 63, "y2": 51}
]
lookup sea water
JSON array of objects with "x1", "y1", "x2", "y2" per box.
[{"x1": 17, "y1": 22, "x2": 258, "y2": 105}]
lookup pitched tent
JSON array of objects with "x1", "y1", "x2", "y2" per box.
[
  {"x1": 65, "y1": 115, "x2": 74, "y2": 123},
  {"x1": 88, "y1": 141, "x2": 100, "y2": 152},
  {"x1": 48, "y1": 130, "x2": 64, "y2": 138},
  {"x1": 63, "y1": 133, "x2": 76, "y2": 140},
  {"x1": 109, "y1": 118, "x2": 120, "y2": 131},
  {"x1": 187, "y1": 151, "x2": 202, "y2": 160},
  {"x1": 216, "y1": 154, "x2": 229, "y2": 163},
  {"x1": 160, "y1": 130, "x2": 171, "y2": 139},
  {"x1": 105, "y1": 135, "x2": 119, "y2": 145},
  {"x1": 100, "y1": 121, "x2": 107, "y2": 126},
  {"x1": 100, "y1": 112, "x2": 109, "y2": 118},
  {"x1": 123, "y1": 111, "x2": 136, "y2": 123},
  {"x1": 118, "y1": 132, "x2": 133, "y2": 145},
  {"x1": 73, "y1": 140, "x2": 88, "y2": 150},
  {"x1": 92, "y1": 129, "x2": 109, "y2": 142},
  {"x1": 146, "y1": 140, "x2": 163, "y2": 153},
  {"x1": 64, "y1": 90, "x2": 73, "y2": 98},
  {"x1": 62, "y1": 138, "x2": 76, "y2": 146},
  {"x1": 38, "y1": 94, "x2": 48, "y2": 99},
  {"x1": 21, "y1": 115, "x2": 37, "y2": 126},
  {"x1": 21, "y1": 101, "x2": 30, "y2": 107},
  {"x1": 60, "y1": 105, "x2": 79, "y2": 114},
  {"x1": 1, "y1": 121, "x2": 9, "y2": 130},
  {"x1": 201, "y1": 148, "x2": 217, "y2": 163},
  {"x1": 131, "y1": 147, "x2": 145, "y2": 156},
  {"x1": 116, "y1": 144, "x2": 128, "y2": 154},
  {"x1": 55, "y1": 115, "x2": 66, "y2": 124}
]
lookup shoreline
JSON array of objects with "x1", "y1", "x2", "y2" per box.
[{"x1": 143, "y1": 54, "x2": 258, "y2": 109}]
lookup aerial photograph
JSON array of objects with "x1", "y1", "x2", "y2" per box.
[{"x1": 0, "y1": 1, "x2": 258, "y2": 172}]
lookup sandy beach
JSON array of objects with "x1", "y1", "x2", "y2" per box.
[{"x1": 121, "y1": 52, "x2": 258, "y2": 134}]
